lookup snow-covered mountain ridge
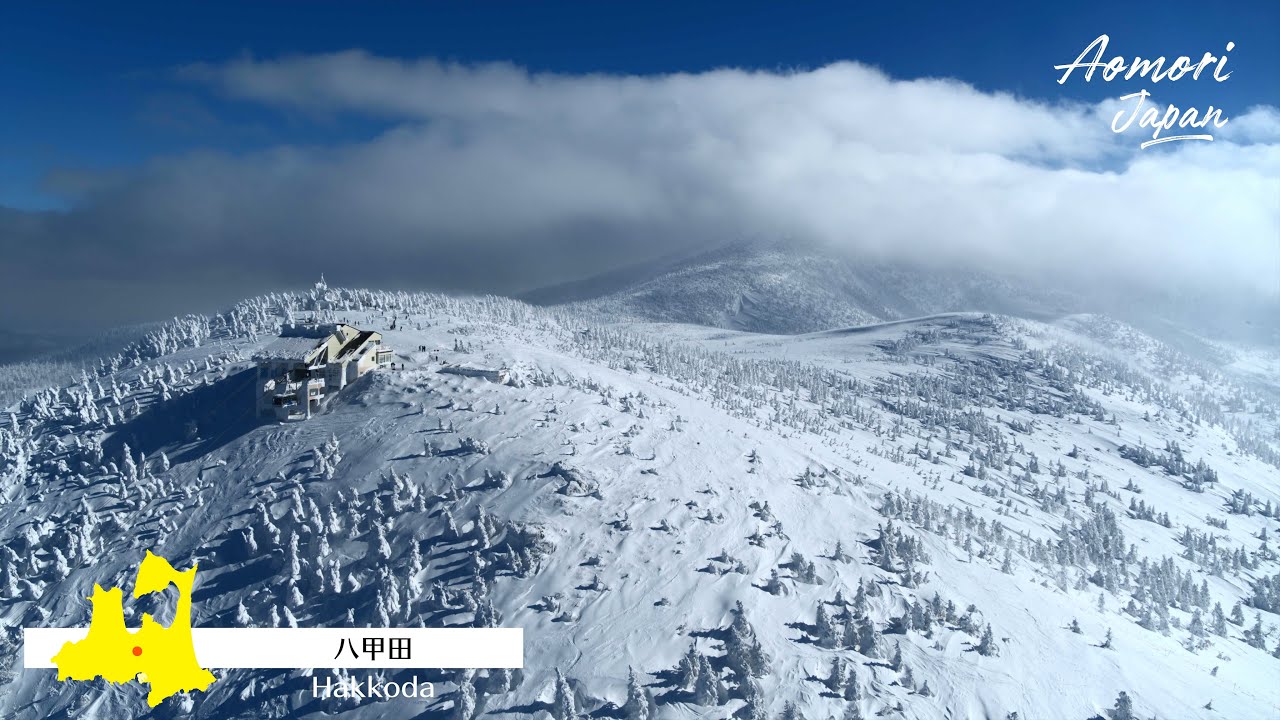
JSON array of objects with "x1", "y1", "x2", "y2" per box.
[
  {"x1": 539, "y1": 243, "x2": 1280, "y2": 353},
  {"x1": 530, "y1": 242, "x2": 1080, "y2": 335},
  {"x1": 0, "y1": 287, "x2": 1278, "y2": 720}
]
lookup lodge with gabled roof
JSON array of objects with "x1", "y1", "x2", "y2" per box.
[{"x1": 254, "y1": 321, "x2": 392, "y2": 421}]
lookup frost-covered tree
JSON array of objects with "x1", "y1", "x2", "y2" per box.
[
  {"x1": 856, "y1": 616, "x2": 879, "y2": 657},
  {"x1": 1109, "y1": 690, "x2": 1134, "y2": 720},
  {"x1": 1246, "y1": 613, "x2": 1267, "y2": 649},
  {"x1": 677, "y1": 645, "x2": 702, "y2": 689},
  {"x1": 257, "y1": 503, "x2": 281, "y2": 547},
  {"x1": 977, "y1": 624, "x2": 998, "y2": 656},
  {"x1": 825, "y1": 656, "x2": 845, "y2": 691},
  {"x1": 235, "y1": 597, "x2": 252, "y2": 625},
  {"x1": 622, "y1": 667, "x2": 653, "y2": 720},
  {"x1": 121, "y1": 444, "x2": 138, "y2": 482},
  {"x1": 815, "y1": 603, "x2": 838, "y2": 648},
  {"x1": 552, "y1": 669, "x2": 577, "y2": 720},
  {"x1": 843, "y1": 666, "x2": 860, "y2": 701},
  {"x1": 692, "y1": 654, "x2": 722, "y2": 705},
  {"x1": 444, "y1": 510, "x2": 461, "y2": 541},
  {"x1": 832, "y1": 540, "x2": 850, "y2": 563},
  {"x1": 1211, "y1": 603, "x2": 1227, "y2": 636},
  {"x1": 453, "y1": 671, "x2": 477, "y2": 720},
  {"x1": 725, "y1": 601, "x2": 769, "y2": 679},
  {"x1": 374, "y1": 523, "x2": 393, "y2": 561},
  {"x1": 852, "y1": 582, "x2": 868, "y2": 617},
  {"x1": 1188, "y1": 610, "x2": 1205, "y2": 638},
  {"x1": 1230, "y1": 601, "x2": 1245, "y2": 625},
  {"x1": 741, "y1": 677, "x2": 769, "y2": 720},
  {"x1": 840, "y1": 617, "x2": 858, "y2": 650},
  {"x1": 762, "y1": 568, "x2": 785, "y2": 595}
]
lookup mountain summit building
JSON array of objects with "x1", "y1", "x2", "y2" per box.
[{"x1": 253, "y1": 322, "x2": 392, "y2": 421}]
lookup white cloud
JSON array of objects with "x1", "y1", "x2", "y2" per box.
[
  {"x1": 1220, "y1": 105, "x2": 1280, "y2": 144},
  {"x1": 4, "y1": 53, "x2": 1278, "y2": 333}
]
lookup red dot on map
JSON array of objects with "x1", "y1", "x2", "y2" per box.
[{"x1": 132, "y1": 646, "x2": 142, "y2": 656}]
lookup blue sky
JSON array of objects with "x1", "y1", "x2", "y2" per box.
[{"x1": 2, "y1": 1, "x2": 1275, "y2": 210}]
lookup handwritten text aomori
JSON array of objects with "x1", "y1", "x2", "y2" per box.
[{"x1": 1055, "y1": 34, "x2": 1234, "y2": 149}]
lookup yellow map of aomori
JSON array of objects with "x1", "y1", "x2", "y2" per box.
[{"x1": 51, "y1": 551, "x2": 215, "y2": 707}]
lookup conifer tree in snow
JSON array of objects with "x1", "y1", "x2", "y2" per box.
[
  {"x1": 490, "y1": 666, "x2": 519, "y2": 695},
  {"x1": 552, "y1": 669, "x2": 577, "y2": 720},
  {"x1": 1246, "y1": 613, "x2": 1267, "y2": 649},
  {"x1": 51, "y1": 549, "x2": 70, "y2": 580},
  {"x1": 286, "y1": 531, "x2": 302, "y2": 584},
  {"x1": 234, "y1": 600, "x2": 253, "y2": 627},
  {"x1": 453, "y1": 671, "x2": 477, "y2": 720},
  {"x1": 692, "y1": 654, "x2": 722, "y2": 705},
  {"x1": 977, "y1": 624, "x2": 998, "y2": 656},
  {"x1": 741, "y1": 677, "x2": 769, "y2": 720},
  {"x1": 621, "y1": 667, "x2": 653, "y2": 720},
  {"x1": 121, "y1": 444, "x2": 137, "y2": 483},
  {"x1": 444, "y1": 510, "x2": 461, "y2": 541},
  {"x1": 326, "y1": 502, "x2": 342, "y2": 535},
  {"x1": 856, "y1": 616, "x2": 879, "y2": 657},
  {"x1": 2, "y1": 556, "x2": 20, "y2": 599},
  {"x1": 815, "y1": 603, "x2": 838, "y2": 648},
  {"x1": 762, "y1": 568, "x2": 785, "y2": 595},
  {"x1": 678, "y1": 646, "x2": 701, "y2": 689},
  {"x1": 825, "y1": 656, "x2": 845, "y2": 691},
  {"x1": 257, "y1": 503, "x2": 281, "y2": 547},
  {"x1": 1109, "y1": 690, "x2": 1134, "y2": 720},
  {"x1": 374, "y1": 522, "x2": 393, "y2": 561},
  {"x1": 832, "y1": 540, "x2": 850, "y2": 563},
  {"x1": 1211, "y1": 603, "x2": 1227, "y2": 636},
  {"x1": 843, "y1": 666, "x2": 860, "y2": 701},
  {"x1": 725, "y1": 601, "x2": 769, "y2": 679},
  {"x1": 841, "y1": 616, "x2": 859, "y2": 649},
  {"x1": 1188, "y1": 610, "x2": 1205, "y2": 638},
  {"x1": 1230, "y1": 601, "x2": 1245, "y2": 625}
]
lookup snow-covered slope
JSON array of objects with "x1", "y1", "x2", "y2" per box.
[
  {"x1": 536, "y1": 242, "x2": 1280, "y2": 353},
  {"x1": 545, "y1": 242, "x2": 1082, "y2": 335},
  {"x1": 1, "y1": 289, "x2": 1278, "y2": 720}
]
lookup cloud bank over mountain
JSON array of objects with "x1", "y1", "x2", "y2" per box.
[{"x1": 2, "y1": 53, "x2": 1277, "y2": 333}]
